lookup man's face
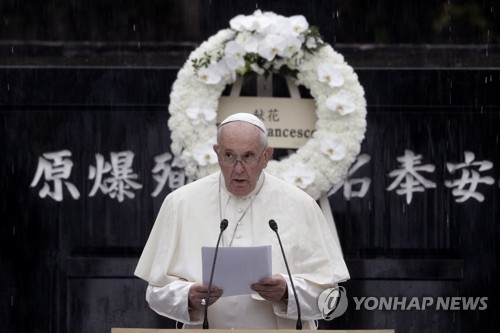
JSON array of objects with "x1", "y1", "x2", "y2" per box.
[{"x1": 213, "y1": 122, "x2": 273, "y2": 197}]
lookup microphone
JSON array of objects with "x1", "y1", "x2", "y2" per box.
[
  {"x1": 269, "y1": 219, "x2": 302, "y2": 330},
  {"x1": 203, "y1": 219, "x2": 228, "y2": 329}
]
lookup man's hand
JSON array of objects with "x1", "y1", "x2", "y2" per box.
[
  {"x1": 188, "y1": 283, "x2": 223, "y2": 310},
  {"x1": 251, "y1": 274, "x2": 288, "y2": 302}
]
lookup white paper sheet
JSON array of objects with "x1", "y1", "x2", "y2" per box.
[{"x1": 202, "y1": 245, "x2": 272, "y2": 297}]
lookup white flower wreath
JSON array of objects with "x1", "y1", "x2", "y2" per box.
[{"x1": 168, "y1": 10, "x2": 367, "y2": 200}]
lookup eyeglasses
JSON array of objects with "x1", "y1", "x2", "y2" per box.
[{"x1": 218, "y1": 147, "x2": 267, "y2": 168}]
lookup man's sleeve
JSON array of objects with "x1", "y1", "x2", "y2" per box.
[
  {"x1": 146, "y1": 280, "x2": 203, "y2": 324},
  {"x1": 272, "y1": 274, "x2": 331, "y2": 320}
]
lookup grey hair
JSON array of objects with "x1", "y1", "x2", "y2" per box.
[{"x1": 217, "y1": 121, "x2": 268, "y2": 148}]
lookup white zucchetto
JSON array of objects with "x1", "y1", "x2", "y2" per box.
[{"x1": 219, "y1": 112, "x2": 267, "y2": 133}]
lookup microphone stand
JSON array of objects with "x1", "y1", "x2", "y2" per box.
[
  {"x1": 203, "y1": 219, "x2": 228, "y2": 329},
  {"x1": 269, "y1": 219, "x2": 302, "y2": 330}
]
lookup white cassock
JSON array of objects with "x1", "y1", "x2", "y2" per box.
[{"x1": 135, "y1": 171, "x2": 350, "y2": 329}]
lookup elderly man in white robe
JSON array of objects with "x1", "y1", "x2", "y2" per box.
[{"x1": 134, "y1": 112, "x2": 350, "y2": 329}]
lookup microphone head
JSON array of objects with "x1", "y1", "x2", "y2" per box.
[
  {"x1": 268, "y1": 219, "x2": 278, "y2": 231},
  {"x1": 220, "y1": 219, "x2": 228, "y2": 231}
]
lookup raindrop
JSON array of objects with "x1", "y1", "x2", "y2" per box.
[
  {"x1": 12, "y1": 225, "x2": 15, "y2": 235},
  {"x1": 448, "y1": 9, "x2": 452, "y2": 42},
  {"x1": 11, "y1": 296, "x2": 14, "y2": 306},
  {"x1": 486, "y1": 30, "x2": 490, "y2": 56},
  {"x1": 7, "y1": 83, "x2": 10, "y2": 91},
  {"x1": 137, "y1": 41, "x2": 141, "y2": 48},
  {"x1": 133, "y1": 24, "x2": 136, "y2": 31},
  {"x1": 11, "y1": 46, "x2": 14, "y2": 54},
  {"x1": 449, "y1": 81, "x2": 453, "y2": 104}
]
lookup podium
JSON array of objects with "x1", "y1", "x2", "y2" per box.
[{"x1": 112, "y1": 329, "x2": 395, "y2": 333}]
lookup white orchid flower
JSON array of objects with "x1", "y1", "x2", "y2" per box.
[
  {"x1": 326, "y1": 90, "x2": 356, "y2": 115},
  {"x1": 196, "y1": 62, "x2": 226, "y2": 85},
  {"x1": 317, "y1": 63, "x2": 345, "y2": 88},
  {"x1": 186, "y1": 104, "x2": 217, "y2": 126},
  {"x1": 235, "y1": 32, "x2": 260, "y2": 53},
  {"x1": 229, "y1": 14, "x2": 256, "y2": 31},
  {"x1": 263, "y1": 15, "x2": 291, "y2": 36},
  {"x1": 254, "y1": 17, "x2": 274, "y2": 34},
  {"x1": 230, "y1": 10, "x2": 272, "y2": 33},
  {"x1": 280, "y1": 35, "x2": 303, "y2": 58},
  {"x1": 254, "y1": 11, "x2": 279, "y2": 34},
  {"x1": 223, "y1": 41, "x2": 246, "y2": 71},
  {"x1": 283, "y1": 163, "x2": 316, "y2": 189},
  {"x1": 289, "y1": 15, "x2": 309, "y2": 36},
  {"x1": 257, "y1": 34, "x2": 286, "y2": 61},
  {"x1": 320, "y1": 136, "x2": 346, "y2": 161},
  {"x1": 192, "y1": 140, "x2": 218, "y2": 166}
]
